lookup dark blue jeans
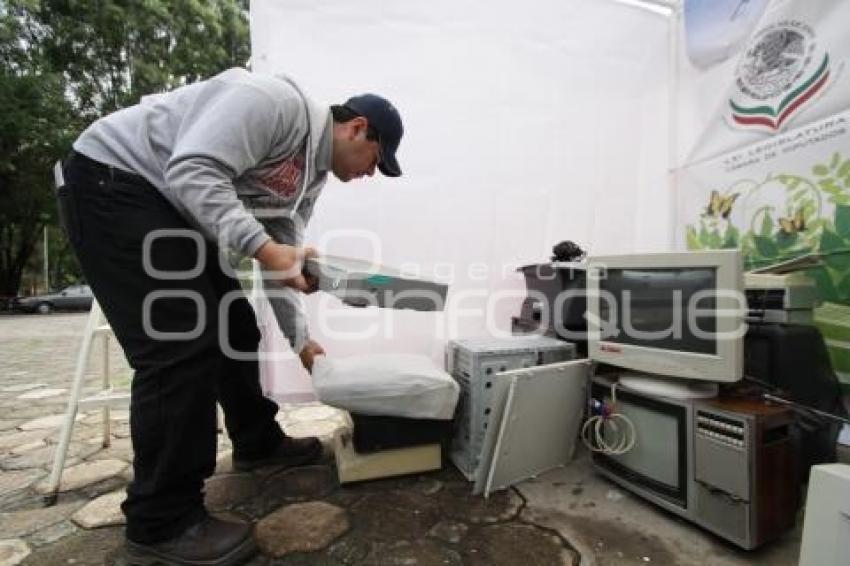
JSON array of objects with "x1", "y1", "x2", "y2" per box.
[{"x1": 59, "y1": 151, "x2": 284, "y2": 543}]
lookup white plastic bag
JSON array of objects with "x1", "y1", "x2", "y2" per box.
[{"x1": 312, "y1": 354, "x2": 459, "y2": 420}]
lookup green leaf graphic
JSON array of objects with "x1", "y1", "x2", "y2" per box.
[
  {"x1": 836, "y1": 271, "x2": 850, "y2": 303},
  {"x1": 686, "y1": 226, "x2": 700, "y2": 250},
  {"x1": 776, "y1": 231, "x2": 798, "y2": 249},
  {"x1": 810, "y1": 266, "x2": 839, "y2": 302},
  {"x1": 760, "y1": 213, "x2": 774, "y2": 236},
  {"x1": 723, "y1": 225, "x2": 740, "y2": 249},
  {"x1": 813, "y1": 164, "x2": 829, "y2": 176},
  {"x1": 839, "y1": 160, "x2": 850, "y2": 178},
  {"x1": 819, "y1": 179, "x2": 841, "y2": 193},
  {"x1": 782, "y1": 176, "x2": 801, "y2": 190},
  {"x1": 831, "y1": 152, "x2": 841, "y2": 171},
  {"x1": 836, "y1": 205, "x2": 850, "y2": 239},
  {"x1": 825, "y1": 249, "x2": 850, "y2": 272},
  {"x1": 701, "y1": 229, "x2": 722, "y2": 249},
  {"x1": 803, "y1": 199, "x2": 816, "y2": 213},
  {"x1": 754, "y1": 235, "x2": 779, "y2": 258},
  {"x1": 808, "y1": 218, "x2": 829, "y2": 233},
  {"x1": 820, "y1": 229, "x2": 846, "y2": 253}
]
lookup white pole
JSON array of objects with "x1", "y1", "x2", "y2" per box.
[
  {"x1": 668, "y1": 3, "x2": 681, "y2": 250},
  {"x1": 43, "y1": 225, "x2": 49, "y2": 292}
]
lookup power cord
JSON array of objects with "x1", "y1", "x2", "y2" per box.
[{"x1": 581, "y1": 382, "x2": 637, "y2": 455}]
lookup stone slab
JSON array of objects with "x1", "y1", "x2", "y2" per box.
[
  {"x1": 375, "y1": 539, "x2": 463, "y2": 566},
  {"x1": 283, "y1": 419, "x2": 342, "y2": 440},
  {"x1": 0, "y1": 539, "x2": 30, "y2": 565},
  {"x1": 0, "y1": 471, "x2": 38, "y2": 498},
  {"x1": 435, "y1": 482, "x2": 523, "y2": 525},
  {"x1": 0, "y1": 502, "x2": 83, "y2": 538},
  {"x1": 203, "y1": 474, "x2": 259, "y2": 512},
  {"x1": 287, "y1": 405, "x2": 343, "y2": 423},
  {"x1": 0, "y1": 384, "x2": 45, "y2": 393},
  {"x1": 35, "y1": 459, "x2": 127, "y2": 494},
  {"x1": 1, "y1": 442, "x2": 100, "y2": 472},
  {"x1": 428, "y1": 520, "x2": 469, "y2": 545},
  {"x1": 0, "y1": 421, "x2": 23, "y2": 433},
  {"x1": 260, "y1": 465, "x2": 337, "y2": 504},
  {"x1": 0, "y1": 445, "x2": 56, "y2": 471},
  {"x1": 349, "y1": 490, "x2": 442, "y2": 542},
  {"x1": 460, "y1": 523, "x2": 577, "y2": 565},
  {"x1": 255, "y1": 501, "x2": 349, "y2": 557},
  {"x1": 71, "y1": 490, "x2": 125, "y2": 529},
  {"x1": 327, "y1": 535, "x2": 374, "y2": 564},
  {"x1": 26, "y1": 520, "x2": 78, "y2": 548},
  {"x1": 19, "y1": 414, "x2": 83, "y2": 431},
  {"x1": 9, "y1": 442, "x2": 46, "y2": 456},
  {"x1": 17, "y1": 389, "x2": 66, "y2": 401},
  {"x1": 84, "y1": 437, "x2": 133, "y2": 463},
  {"x1": 17, "y1": 525, "x2": 123, "y2": 566},
  {"x1": 0, "y1": 430, "x2": 50, "y2": 453}
]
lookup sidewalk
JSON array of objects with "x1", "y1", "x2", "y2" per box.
[{"x1": 0, "y1": 314, "x2": 802, "y2": 565}]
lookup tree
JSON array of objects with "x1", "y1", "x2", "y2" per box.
[
  {"x1": 26, "y1": 0, "x2": 251, "y2": 118},
  {"x1": 0, "y1": 0, "x2": 250, "y2": 297},
  {"x1": 0, "y1": 2, "x2": 74, "y2": 296}
]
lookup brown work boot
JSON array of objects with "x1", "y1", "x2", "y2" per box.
[
  {"x1": 233, "y1": 435, "x2": 323, "y2": 472},
  {"x1": 125, "y1": 515, "x2": 256, "y2": 565}
]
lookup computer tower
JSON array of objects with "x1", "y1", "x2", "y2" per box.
[{"x1": 447, "y1": 336, "x2": 577, "y2": 479}]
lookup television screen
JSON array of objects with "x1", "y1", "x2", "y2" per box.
[{"x1": 599, "y1": 267, "x2": 717, "y2": 355}]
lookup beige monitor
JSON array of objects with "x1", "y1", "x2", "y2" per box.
[{"x1": 586, "y1": 250, "x2": 745, "y2": 383}]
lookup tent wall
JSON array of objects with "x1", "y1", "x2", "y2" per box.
[{"x1": 250, "y1": 0, "x2": 673, "y2": 397}]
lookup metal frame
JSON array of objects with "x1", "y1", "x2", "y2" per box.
[{"x1": 44, "y1": 300, "x2": 123, "y2": 506}]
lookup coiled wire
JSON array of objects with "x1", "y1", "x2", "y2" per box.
[{"x1": 581, "y1": 382, "x2": 636, "y2": 455}]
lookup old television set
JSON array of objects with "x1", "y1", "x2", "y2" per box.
[
  {"x1": 586, "y1": 250, "x2": 745, "y2": 383},
  {"x1": 584, "y1": 251, "x2": 798, "y2": 549}
]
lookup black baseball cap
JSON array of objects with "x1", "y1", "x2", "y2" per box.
[{"x1": 343, "y1": 94, "x2": 403, "y2": 177}]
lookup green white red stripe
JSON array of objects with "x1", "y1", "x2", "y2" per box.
[{"x1": 730, "y1": 54, "x2": 830, "y2": 130}]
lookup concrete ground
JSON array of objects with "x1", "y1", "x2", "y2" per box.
[{"x1": 0, "y1": 313, "x2": 803, "y2": 565}]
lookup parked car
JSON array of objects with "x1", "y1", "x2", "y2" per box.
[{"x1": 11, "y1": 285, "x2": 94, "y2": 314}]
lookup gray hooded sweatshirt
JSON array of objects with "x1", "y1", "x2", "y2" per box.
[{"x1": 73, "y1": 67, "x2": 330, "y2": 352}]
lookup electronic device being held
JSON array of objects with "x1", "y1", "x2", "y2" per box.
[{"x1": 304, "y1": 255, "x2": 448, "y2": 311}]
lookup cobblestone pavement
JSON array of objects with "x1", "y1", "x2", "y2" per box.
[
  {"x1": 0, "y1": 314, "x2": 805, "y2": 566},
  {"x1": 0, "y1": 313, "x2": 582, "y2": 566}
]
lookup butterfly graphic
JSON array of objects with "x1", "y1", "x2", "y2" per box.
[
  {"x1": 703, "y1": 190, "x2": 739, "y2": 219},
  {"x1": 778, "y1": 208, "x2": 806, "y2": 234}
]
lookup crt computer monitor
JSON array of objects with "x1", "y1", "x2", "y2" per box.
[{"x1": 586, "y1": 250, "x2": 744, "y2": 383}]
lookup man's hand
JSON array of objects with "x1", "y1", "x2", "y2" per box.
[
  {"x1": 299, "y1": 339, "x2": 326, "y2": 373},
  {"x1": 302, "y1": 267, "x2": 321, "y2": 294},
  {"x1": 254, "y1": 240, "x2": 318, "y2": 292}
]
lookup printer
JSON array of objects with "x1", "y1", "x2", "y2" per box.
[{"x1": 744, "y1": 272, "x2": 817, "y2": 324}]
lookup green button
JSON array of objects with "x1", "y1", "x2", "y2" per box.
[{"x1": 366, "y1": 274, "x2": 391, "y2": 286}]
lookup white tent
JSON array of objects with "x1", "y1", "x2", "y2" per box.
[{"x1": 248, "y1": 0, "x2": 686, "y2": 398}]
